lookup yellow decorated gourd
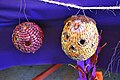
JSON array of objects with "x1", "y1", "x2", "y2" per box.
[{"x1": 61, "y1": 15, "x2": 99, "y2": 61}]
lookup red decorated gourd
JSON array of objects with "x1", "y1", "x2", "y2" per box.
[{"x1": 12, "y1": 22, "x2": 44, "y2": 53}]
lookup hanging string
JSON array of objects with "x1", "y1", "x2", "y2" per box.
[
  {"x1": 23, "y1": 0, "x2": 29, "y2": 22},
  {"x1": 75, "y1": 10, "x2": 81, "y2": 15},
  {"x1": 18, "y1": 0, "x2": 22, "y2": 24},
  {"x1": 18, "y1": 0, "x2": 29, "y2": 24}
]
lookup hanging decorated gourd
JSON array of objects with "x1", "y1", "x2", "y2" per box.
[
  {"x1": 61, "y1": 15, "x2": 99, "y2": 61},
  {"x1": 12, "y1": 22, "x2": 44, "y2": 53}
]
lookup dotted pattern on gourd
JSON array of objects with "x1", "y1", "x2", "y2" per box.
[
  {"x1": 61, "y1": 15, "x2": 99, "y2": 61},
  {"x1": 12, "y1": 22, "x2": 44, "y2": 53}
]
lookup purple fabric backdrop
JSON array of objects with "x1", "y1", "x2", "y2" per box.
[{"x1": 0, "y1": 0, "x2": 120, "y2": 73}]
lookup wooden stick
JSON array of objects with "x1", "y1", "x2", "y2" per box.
[{"x1": 32, "y1": 64, "x2": 63, "y2": 80}]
